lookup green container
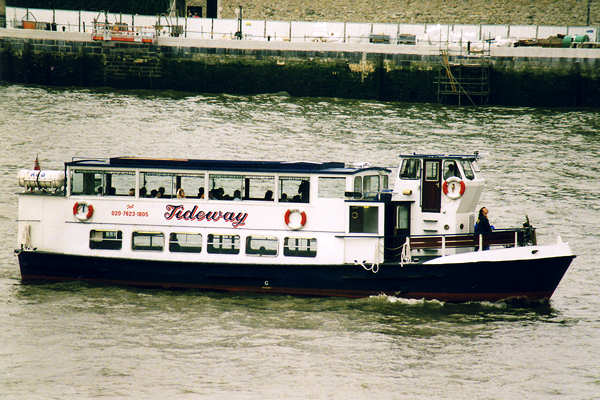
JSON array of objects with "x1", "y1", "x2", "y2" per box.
[{"x1": 562, "y1": 36, "x2": 573, "y2": 48}]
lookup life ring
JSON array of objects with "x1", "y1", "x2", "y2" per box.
[
  {"x1": 284, "y1": 209, "x2": 307, "y2": 230},
  {"x1": 442, "y1": 177, "x2": 466, "y2": 200},
  {"x1": 73, "y1": 202, "x2": 94, "y2": 221}
]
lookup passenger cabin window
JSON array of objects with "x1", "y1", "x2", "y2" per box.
[
  {"x1": 207, "y1": 234, "x2": 240, "y2": 254},
  {"x1": 140, "y1": 172, "x2": 174, "y2": 198},
  {"x1": 284, "y1": 237, "x2": 317, "y2": 257},
  {"x1": 71, "y1": 170, "x2": 135, "y2": 196},
  {"x1": 459, "y1": 160, "x2": 475, "y2": 180},
  {"x1": 349, "y1": 206, "x2": 379, "y2": 233},
  {"x1": 132, "y1": 232, "x2": 164, "y2": 251},
  {"x1": 279, "y1": 177, "x2": 310, "y2": 203},
  {"x1": 443, "y1": 160, "x2": 461, "y2": 180},
  {"x1": 318, "y1": 177, "x2": 345, "y2": 199},
  {"x1": 176, "y1": 174, "x2": 205, "y2": 199},
  {"x1": 399, "y1": 159, "x2": 421, "y2": 179},
  {"x1": 89, "y1": 230, "x2": 122, "y2": 250},
  {"x1": 246, "y1": 236, "x2": 278, "y2": 256},
  {"x1": 209, "y1": 174, "x2": 274, "y2": 201},
  {"x1": 169, "y1": 233, "x2": 202, "y2": 253}
]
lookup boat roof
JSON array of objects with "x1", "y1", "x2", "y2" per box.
[
  {"x1": 399, "y1": 153, "x2": 480, "y2": 161},
  {"x1": 65, "y1": 157, "x2": 391, "y2": 175}
]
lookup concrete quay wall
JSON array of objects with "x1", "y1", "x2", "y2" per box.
[{"x1": 1, "y1": 29, "x2": 599, "y2": 107}]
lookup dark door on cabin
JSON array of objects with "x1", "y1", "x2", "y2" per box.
[
  {"x1": 384, "y1": 202, "x2": 411, "y2": 262},
  {"x1": 422, "y1": 159, "x2": 441, "y2": 213},
  {"x1": 207, "y1": 0, "x2": 218, "y2": 18}
]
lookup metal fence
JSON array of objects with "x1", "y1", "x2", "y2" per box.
[{"x1": 5, "y1": 6, "x2": 599, "y2": 49}]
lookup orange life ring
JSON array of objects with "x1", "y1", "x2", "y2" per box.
[
  {"x1": 73, "y1": 202, "x2": 94, "y2": 221},
  {"x1": 442, "y1": 177, "x2": 466, "y2": 199},
  {"x1": 284, "y1": 209, "x2": 307, "y2": 230}
]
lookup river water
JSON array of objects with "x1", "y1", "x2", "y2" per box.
[{"x1": 0, "y1": 84, "x2": 598, "y2": 399}]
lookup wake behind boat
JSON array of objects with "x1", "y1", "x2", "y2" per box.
[{"x1": 15, "y1": 153, "x2": 575, "y2": 302}]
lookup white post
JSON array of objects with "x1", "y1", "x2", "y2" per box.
[{"x1": 478, "y1": 234, "x2": 483, "y2": 251}]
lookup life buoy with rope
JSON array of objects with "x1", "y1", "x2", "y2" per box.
[
  {"x1": 442, "y1": 176, "x2": 466, "y2": 200},
  {"x1": 73, "y1": 202, "x2": 94, "y2": 221},
  {"x1": 284, "y1": 209, "x2": 307, "y2": 230}
]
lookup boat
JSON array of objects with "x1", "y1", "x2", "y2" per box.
[{"x1": 14, "y1": 153, "x2": 575, "y2": 302}]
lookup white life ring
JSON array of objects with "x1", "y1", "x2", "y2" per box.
[
  {"x1": 73, "y1": 201, "x2": 94, "y2": 221},
  {"x1": 442, "y1": 177, "x2": 466, "y2": 200},
  {"x1": 284, "y1": 209, "x2": 307, "y2": 230}
]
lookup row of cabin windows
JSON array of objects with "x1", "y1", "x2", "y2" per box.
[
  {"x1": 89, "y1": 230, "x2": 317, "y2": 257},
  {"x1": 399, "y1": 159, "x2": 476, "y2": 181},
  {"x1": 70, "y1": 170, "x2": 387, "y2": 202}
]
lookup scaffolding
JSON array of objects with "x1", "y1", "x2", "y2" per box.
[{"x1": 436, "y1": 50, "x2": 490, "y2": 106}]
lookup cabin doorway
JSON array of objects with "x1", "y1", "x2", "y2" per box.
[
  {"x1": 206, "y1": 0, "x2": 218, "y2": 18},
  {"x1": 384, "y1": 202, "x2": 411, "y2": 262},
  {"x1": 422, "y1": 159, "x2": 441, "y2": 213}
]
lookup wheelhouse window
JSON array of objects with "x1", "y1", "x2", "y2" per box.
[
  {"x1": 245, "y1": 236, "x2": 278, "y2": 256},
  {"x1": 132, "y1": 232, "x2": 164, "y2": 251},
  {"x1": 89, "y1": 230, "x2": 122, "y2": 250},
  {"x1": 399, "y1": 159, "x2": 421, "y2": 179},
  {"x1": 284, "y1": 237, "x2": 317, "y2": 257},
  {"x1": 318, "y1": 177, "x2": 345, "y2": 199},
  {"x1": 279, "y1": 177, "x2": 310, "y2": 203},
  {"x1": 459, "y1": 160, "x2": 475, "y2": 180},
  {"x1": 207, "y1": 234, "x2": 240, "y2": 254},
  {"x1": 169, "y1": 232, "x2": 202, "y2": 253},
  {"x1": 349, "y1": 206, "x2": 379, "y2": 233},
  {"x1": 443, "y1": 160, "x2": 461, "y2": 180}
]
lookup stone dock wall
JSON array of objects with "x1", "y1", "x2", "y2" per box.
[{"x1": 1, "y1": 30, "x2": 599, "y2": 107}]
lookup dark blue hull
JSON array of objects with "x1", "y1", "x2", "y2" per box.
[{"x1": 17, "y1": 251, "x2": 574, "y2": 302}]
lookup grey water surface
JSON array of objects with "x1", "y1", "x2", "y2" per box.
[{"x1": 0, "y1": 84, "x2": 598, "y2": 399}]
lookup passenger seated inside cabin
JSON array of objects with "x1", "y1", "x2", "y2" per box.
[
  {"x1": 129, "y1": 188, "x2": 135, "y2": 196},
  {"x1": 443, "y1": 161, "x2": 461, "y2": 180},
  {"x1": 233, "y1": 190, "x2": 242, "y2": 200},
  {"x1": 139, "y1": 187, "x2": 147, "y2": 197},
  {"x1": 298, "y1": 180, "x2": 309, "y2": 202},
  {"x1": 280, "y1": 193, "x2": 288, "y2": 202},
  {"x1": 107, "y1": 187, "x2": 116, "y2": 195},
  {"x1": 198, "y1": 187, "x2": 205, "y2": 199},
  {"x1": 158, "y1": 187, "x2": 166, "y2": 198},
  {"x1": 150, "y1": 189, "x2": 158, "y2": 197},
  {"x1": 264, "y1": 190, "x2": 273, "y2": 201},
  {"x1": 97, "y1": 187, "x2": 103, "y2": 196},
  {"x1": 177, "y1": 188, "x2": 185, "y2": 199}
]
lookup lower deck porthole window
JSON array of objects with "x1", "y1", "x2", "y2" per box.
[
  {"x1": 207, "y1": 234, "x2": 240, "y2": 254},
  {"x1": 284, "y1": 237, "x2": 317, "y2": 257},
  {"x1": 90, "y1": 230, "x2": 122, "y2": 250},
  {"x1": 132, "y1": 231, "x2": 164, "y2": 251},
  {"x1": 169, "y1": 233, "x2": 202, "y2": 253},
  {"x1": 246, "y1": 236, "x2": 278, "y2": 256}
]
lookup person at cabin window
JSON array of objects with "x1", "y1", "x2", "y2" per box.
[
  {"x1": 475, "y1": 207, "x2": 493, "y2": 250},
  {"x1": 264, "y1": 190, "x2": 273, "y2": 201},
  {"x1": 198, "y1": 187, "x2": 205, "y2": 199},
  {"x1": 177, "y1": 188, "x2": 185, "y2": 199},
  {"x1": 233, "y1": 190, "x2": 242, "y2": 201}
]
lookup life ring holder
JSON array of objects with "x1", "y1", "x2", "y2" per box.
[
  {"x1": 284, "y1": 209, "x2": 307, "y2": 230},
  {"x1": 73, "y1": 201, "x2": 94, "y2": 221},
  {"x1": 442, "y1": 177, "x2": 466, "y2": 200}
]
